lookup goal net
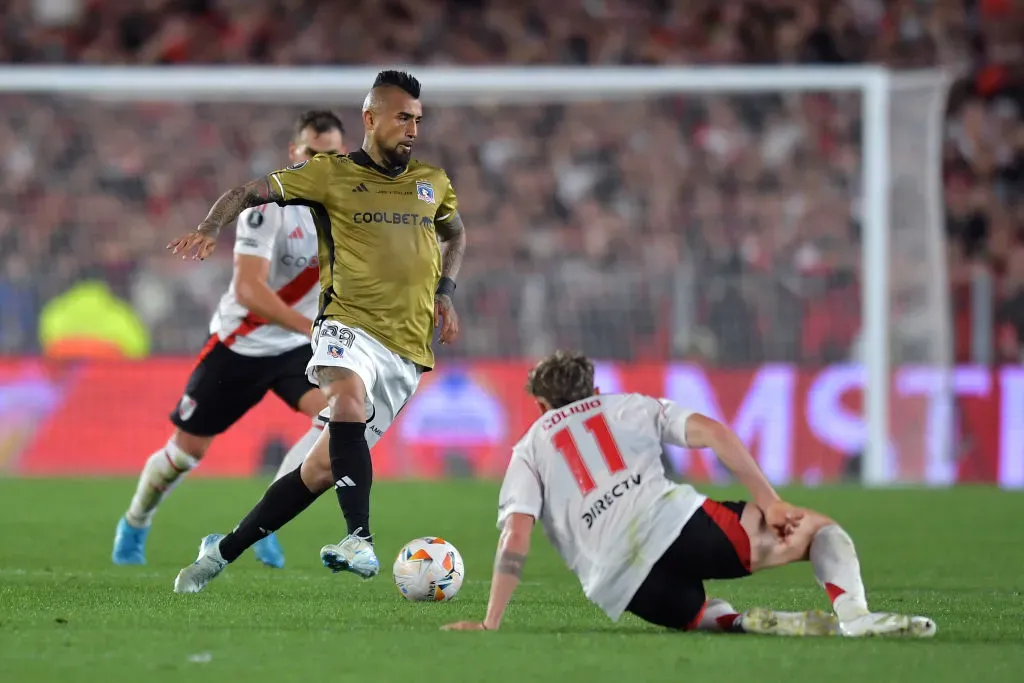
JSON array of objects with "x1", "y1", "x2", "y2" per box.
[{"x1": 0, "y1": 66, "x2": 952, "y2": 485}]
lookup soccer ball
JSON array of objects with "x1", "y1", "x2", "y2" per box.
[{"x1": 393, "y1": 536, "x2": 464, "y2": 602}]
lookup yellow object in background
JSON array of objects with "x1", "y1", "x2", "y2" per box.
[{"x1": 39, "y1": 280, "x2": 150, "y2": 359}]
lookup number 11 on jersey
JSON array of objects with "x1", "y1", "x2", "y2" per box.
[{"x1": 551, "y1": 413, "x2": 626, "y2": 495}]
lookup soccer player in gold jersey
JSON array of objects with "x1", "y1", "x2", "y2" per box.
[{"x1": 170, "y1": 71, "x2": 467, "y2": 592}]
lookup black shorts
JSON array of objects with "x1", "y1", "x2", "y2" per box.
[
  {"x1": 626, "y1": 499, "x2": 752, "y2": 630},
  {"x1": 169, "y1": 337, "x2": 316, "y2": 437}
]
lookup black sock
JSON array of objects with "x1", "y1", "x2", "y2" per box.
[
  {"x1": 219, "y1": 468, "x2": 321, "y2": 563},
  {"x1": 328, "y1": 420, "x2": 372, "y2": 538}
]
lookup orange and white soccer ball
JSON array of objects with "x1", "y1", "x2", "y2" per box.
[{"x1": 393, "y1": 537, "x2": 465, "y2": 602}]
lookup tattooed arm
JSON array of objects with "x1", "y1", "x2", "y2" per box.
[
  {"x1": 199, "y1": 177, "x2": 282, "y2": 237},
  {"x1": 169, "y1": 178, "x2": 283, "y2": 260},
  {"x1": 443, "y1": 512, "x2": 534, "y2": 632},
  {"x1": 484, "y1": 512, "x2": 534, "y2": 629},
  {"x1": 172, "y1": 155, "x2": 329, "y2": 261},
  {"x1": 443, "y1": 450, "x2": 540, "y2": 632},
  {"x1": 433, "y1": 211, "x2": 466, "y2": 345},
  {"x1": 436, "y1": 211, "x2": 467, "y2": 281}
]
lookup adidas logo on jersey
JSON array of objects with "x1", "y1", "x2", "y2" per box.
[
  {"x1": 352, "y1": 183, "x2": 369, "y2": 192},
  {"x1": 335, "y1": 476, "x2": 357, "y2": 488},
  {"x1": 288, "y1": 226, "x2": 303, "y2": 239}
]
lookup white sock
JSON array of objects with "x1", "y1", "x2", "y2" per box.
[
  {"x1": 809, "y1": 524, "x2": 870, "y2": 622},
  {"x1": 125, "y1": 440, "x2": 199, "y2": 528},
  {"x1": 694, "y1": 598, "x2": 742, "y2": 632},
  {"x1": 271, "y1": 422, "x2": 323, "y2": 483}
]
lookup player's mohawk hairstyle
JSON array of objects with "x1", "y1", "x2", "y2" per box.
[
  {"x1": 526, "y1": 350, "x2": 595, "y2": 409},
  {"x1": 372, "y1": 70, "x2": 421, "y2": 99}
]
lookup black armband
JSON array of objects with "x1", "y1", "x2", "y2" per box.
[{"x1": 436, "y1": 276, "x2": 456, "y2": 297}]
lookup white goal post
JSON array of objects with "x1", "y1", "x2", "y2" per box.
[{"x1": 0, "y1": 65, "x2": 953, "y2": 487}]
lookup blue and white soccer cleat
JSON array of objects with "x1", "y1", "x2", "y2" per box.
[
  {"x1": 173, "y1": 533, "x2": 228, "y2": 593},
  {"x1": 253, "y1": 532, "x2": 285, "y2": 569},
  {"x1": 319, "y1": 528, "x2": 379, "y2": 579},
  {"x1": 112, "y1": 516, "x2": 150, "y2": 565}
]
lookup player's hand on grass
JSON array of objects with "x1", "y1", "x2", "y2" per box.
[
  {"x1": 434, "y1": 294, "x2": 460, "y2": 345},
  {"x1": 168, "y1": 225, "x2": 220, "y2": 260},
  {"x1": 764, "y1": 500, "x2": 805, "y2": 541},
  {"x1": 441, "y1": 621, "x2": 488, "y2": 631}
]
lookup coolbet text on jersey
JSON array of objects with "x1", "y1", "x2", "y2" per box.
[
  {"x1": 497, "y1": 393, "x2": 707, "y2": 621},
  {"x1": 211, "y1": 203, "x2": 320, "y2": 356},
  {"x1": 268, "y1": 150, "x2": 458, "y2": 369}
]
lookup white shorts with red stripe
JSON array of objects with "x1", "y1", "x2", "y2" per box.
[{"x1": 309, "y1": 321, "x2": 422, "y2": 448}]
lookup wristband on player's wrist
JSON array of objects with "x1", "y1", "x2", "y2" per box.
[{"x1": 435, "y1": 276, "x2": 456, "y2": 298}]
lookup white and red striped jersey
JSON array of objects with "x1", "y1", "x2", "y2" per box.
[
  {"x1": 209, "y1": 203, "x2": 320, "y2": 357},
  {"x1": 497, "y1": 393, "x2": 706, "y2": 621}
]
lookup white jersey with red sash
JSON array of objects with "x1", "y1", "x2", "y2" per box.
[{"x1": 208, "y1": 203, "x2": 320, "y2": 356}]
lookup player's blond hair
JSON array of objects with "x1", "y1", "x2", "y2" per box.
[{"x1": 526, "y1": 350, "x2": 595, "y2": 409}]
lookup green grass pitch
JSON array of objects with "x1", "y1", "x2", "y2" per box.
[{"x1": 1, "y1": 479, "x2": 1021, "y2": 682}]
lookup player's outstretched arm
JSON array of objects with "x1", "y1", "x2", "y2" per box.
[
  {"x1": 168, "y1": 177, "x2": 283, "y2": 260},
  {"x1": 681, "y1": 413, "x2": 804, "y2": 537},
  {"x1": 434, "y1": 211, "x2": 466, "y2": 345},
  {"x1": 442, "y1": 512, "x2": 534, "y2": 632},
  {"x1": 683, "y1": 414, "x2": 780, "y2": 510}
]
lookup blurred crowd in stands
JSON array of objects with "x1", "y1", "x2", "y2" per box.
[{"x1": 0, "y1": 0, "x2": 1021, "y2": 364}]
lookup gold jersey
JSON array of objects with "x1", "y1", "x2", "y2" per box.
[{"x1": 269, "y1": 150, "x2": 458, "y2": 369}]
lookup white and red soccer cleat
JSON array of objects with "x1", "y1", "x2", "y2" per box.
[
  {"x1": 740, "y1": 608, "x2": 840, "y2": 637},
  {"x1": 839, "y1": 612, "x2": 937, "y2": 638}
]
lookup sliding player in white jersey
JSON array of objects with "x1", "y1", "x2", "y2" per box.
[
  {"x1": 112, "y1": 111, "x2": 345, "y2": 569},
  {"x1": 444, "y1": 350, "x2": 936, "y2": 638}
]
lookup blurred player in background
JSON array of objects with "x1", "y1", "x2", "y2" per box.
[
  {"x1": 443, "y1": 350, "x2": 936, "y2": 638},
  {"x1": 112, "y1": 111, "x2": 346, "y2": 569},
  {"x1": 168, "y1": 70, "x2": 467, "y2": 592}
]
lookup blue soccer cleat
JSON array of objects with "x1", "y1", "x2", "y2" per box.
[
  {"x1": 173, "y1": 533, "x2": 228, "y2": 593},
  {"x1": 253, "y1": 532, "x2": 285, "y2": 569},
  {"x1": 112, "y1": 516, "x2": 150, "y2": 565},
  {"x1": 320, "y1": 528, "x2": 379, "y2": 579}
]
